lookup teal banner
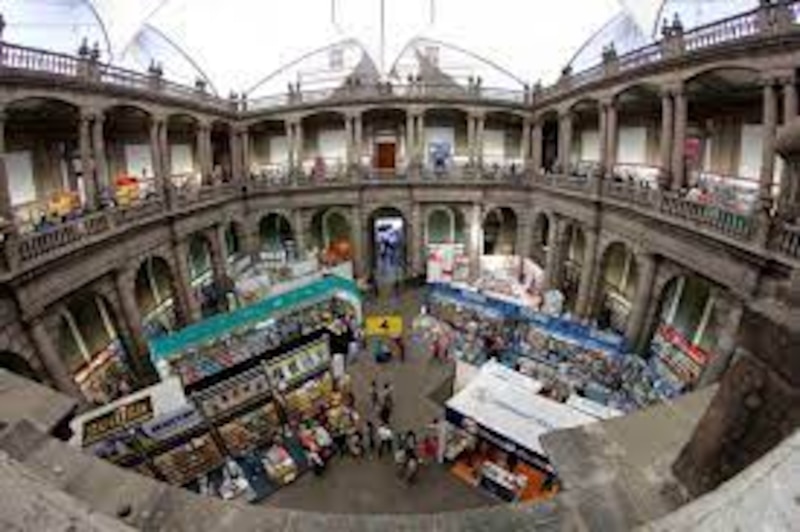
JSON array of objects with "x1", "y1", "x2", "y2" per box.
[{"x1": 149, "y1": 275, "x2": 360, "y2": 363}]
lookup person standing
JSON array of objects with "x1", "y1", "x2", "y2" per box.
[
  {"x1": 370, "y1": 380, "x2": 378, "y2": 411},
  {"x1": 365, "y1": 420, "x2": 376, "y2": 456},
  {"x1": 395, "y1": 336, "x2": 405, "y2": 363},
  {"x1": 377, "y1": 423, "x2": 393, "y2": 458}
]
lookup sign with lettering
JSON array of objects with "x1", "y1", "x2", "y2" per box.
[{"x1": 83, "y1": 397, "x2": 154, "y2": 446}]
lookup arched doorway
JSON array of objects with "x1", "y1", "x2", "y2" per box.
[
  {"x1": 647, "y1": 274, "x2": 722, "y2": 390},
  {"x1": 259, "y1": 213, "x2": 295, "y2": 260},
  {"x1": 0, "y1": 351, "x2": 40, "y2": 382},
  {"x1": 482, "y1": 207, "x2": 517, "y2": 255},
  {"x1": 595, "y1": 242, "x2": 638, "y2": 333},
  {"x1": 369, "y1": 207, "x2": 407, "y2": 281},
  {"x1": 312, "y1": 208, "x2": 353, "y2": 264},
  {"x1": 530, "y1": 213, "x2": 550, "y2": 267},
  {"x1": 425, "y1": 206, "x2": 467, "y2": 282},
  {"x1": 135, "y1": 256, "x2": 180, "y2": 339},
  {"x1": 58, "y1": 293, "x2": 137, "y2": 405},
  {"x1": 187, "y1": 233, "x2": 224, "y2": 317}
]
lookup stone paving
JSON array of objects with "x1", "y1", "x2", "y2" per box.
[{"x1": 262, "y1": 285, "x2": 496, "y2": 514}]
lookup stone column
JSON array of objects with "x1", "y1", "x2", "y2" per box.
[
  {"x1": 240, "y1": 128, "x2": 250, "y2": 181},
  {"x1": 597, "y1": 102, "x2": 609, "y2": 175},
  {"x1": 91, "y1": 113, "x2": 108, "y2": 192},
  {"x1": 531, "y1": 119, "x2": 543, "y2": 172},
  {"x1": 345, "y1": 115, "x2": 354, "y2": 166},
  {"x1": 476, "y1": 113, "x2": 485, "y2": 168},
  {"x1": 779, "y1": 77, "x2": 799, "y2": 214},
  {"x1": 697, "y1": 298, "x2": 744, "y2": 387},
  {"x1": 625, "y1": 251, "x2": 657, "y2": 352},
  {"x1": 467, "y1": 114, "x2": 476, "y2": 167},
  {"x1": 293, "y1": 209, "x2": 306, "y2": 259},
  {"x1": 759, "y1": 79, "x2": 779, "y2": 208},
  {"x1": 285, "y1": 121, "x2": 295, "y2": 171},
  {"x1": 559, "y1": 111, "x2": 573, "y2": 173},
  {"x1": 353, "y1": 113, "x2": 363, "y2": 168},
  {"x1": 660, "y1": 90, "x2": 674, "y2": 187},
  {"x1": 229, "y1": 128, "x2": 242, "y2": 182},
  {"x1": 159, "y1": 118, "x2": 171, "y2": 186},
  {"x1": 198, "y1": 123, "x2": 212, "y2": 184},
  {"x1": 416, "y1": 112, "x2": 426, "y2": 166},
  {"x1": 671, "y1": 88, "x2": 687, "y2": 190},
  {"x1": 149, "y1": 117, "x2": 162, "y2": 187},
  {"x1": 79, "y1": 112, "x2": 97, "y2": 210},
  {"x1": 0, "y1": 111, "x2": 13, "y2": 222},
  {"x1": 27, "y1": 315, "x2": 84, "y2": 400},
  {"x1": 468, "y1": 204, "x2": 482, "y2": 279},
  {"x1": 295, "y1": 121, "x2": 304, "y2": 170},
  {"x1": 521, "y1": 118, "x2": 532, "y2": 167},
  {"x1": 173, "y1": 240, "x2": 202, "y2": 324},
  {"x1": 406, "y1": 113, "x2": 416, "y2": 166},
  {"x1": 516, "y1": 210, "x2": 533, "y2": 261},
  {"x1": 114, "y1": 269, "x2": 156, "y2": 383},
  {"x1": 410, "y1": 202, "x2": 423, "y2": 276},
  {"x1": 207, "y1": 226, "x2": 228, "y2": 287},
  {"x1": 543, "y1": 216, "x2": 565, "y2": 291},
  {"x1": 351, "y1": 205, "x2": 364, "y2": 277},
  {"x1": 575, "y1": 228, "x2": 599, "y2": 318},
  {"x1": 606, "y1": 100, "x2": 618, "y2": 177}
]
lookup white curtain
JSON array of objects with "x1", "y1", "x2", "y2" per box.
[
  {"x1": 5, "y1": 151, "x2": 36, "y2": 205},
  {"x1": 124, "y1": 144, "x2": 153, "y2": 178},
  {"x1": 317, "y1": 129, "x2": 346, "y2": 161},
  {"x1": 170, "y1": 144, "x2": 194, "y2": 174},
  {"x1": 580, "y1": 130, "x2": 600, "y2": 162},
  {"x1": 738, "y1": 124, "x2": 763, "y2": 180},
  {"x1": 617, "y1": 126, "x2": 647, "y2": 164}
]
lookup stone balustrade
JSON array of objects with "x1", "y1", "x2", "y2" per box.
[{"x1": 775, "y1": 223, "x2": 800, "y2": 258}]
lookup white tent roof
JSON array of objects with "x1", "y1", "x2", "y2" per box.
[{"x1": 446, "y1": 360, "x2": 604, "y2": 456}]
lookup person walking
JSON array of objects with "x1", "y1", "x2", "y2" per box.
[
  {"x1": 365, "y1": 420, "x2": 376, "y2": 456},
  {"x1": 370, "y1": 380, "x2": 378, "y2": 411},
  {"x1": 395, "y1": 336, "x2": 405, "y2": 363},
  {"x1": 377, "y1": 423, "x2": 393, "y2": 458}
]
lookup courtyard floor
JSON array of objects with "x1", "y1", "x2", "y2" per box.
[{"x1": 260, "y1": 285, "x2": 496, "y2": 514}]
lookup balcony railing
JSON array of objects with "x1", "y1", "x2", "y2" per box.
[
  {"x1": 775, "y1": 223, "x2": 800, "y2": 258},
  {"x1": 659, "y1": 193, "x2": 756, "y2": 240},
  {"x1": 18, "y1": 210, "x2": 112, "y2": 263}
]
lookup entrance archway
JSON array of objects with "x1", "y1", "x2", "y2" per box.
[
  {"x1": 259, "y1": 213, "x2": 295, "y2": 258},
  {"x1": 135, "y1": 256, "x2": 180, "y2": 338},
  {"x1": 58, "y1": 293, "x2": 136, "y2": 405},
  {"x1": 595, "y1": 242, "x2": 638, "y2": 333},
  {"x1": 482, "y1": 207, "x2": 517, "y2": 255},
  {"x1": 368, "y1": 207, "x2": 407, "y2": 281},
  {"x1": 312, "y1": 208, "x2": 353, "y2": 264}
]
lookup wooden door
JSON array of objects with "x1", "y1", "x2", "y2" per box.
[{"x1": 376, "y1": 142, "x2": 396, "y2": 170}]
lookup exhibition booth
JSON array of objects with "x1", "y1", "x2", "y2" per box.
[
  {"x1": 70, "y1": 273, "x2": 363, "y2": 502},
  {"x1": 444, "y1": 361, "x2": 619, "y2": 502},
  {"x1": 420, "y1": 281, "x2": 702, "y2": 411}
]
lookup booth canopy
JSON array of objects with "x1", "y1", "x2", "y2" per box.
[{"x1": 446, "y1": 361, "x2": 606, "y2": 456}]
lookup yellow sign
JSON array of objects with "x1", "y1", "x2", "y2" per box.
[{"x1": 365, "y1": 315, "x2": 403, "y2": 337}]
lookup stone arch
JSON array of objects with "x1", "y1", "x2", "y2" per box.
[
  {"x1": 0, "y1": 351, "x2": 40, "y2": 382},
  {"x1": 426, "y1": 206, "x2": 457, "y2": 245},
  {"x1": 611, "y1": 81, "x2": 663, "y2": 102},
  {"x1": 681, "y1": 65, "x2": 762, "y2": 86},
  {"x1": 367, "y1": 205, "x2": 408, "y2": 277},
  {"x1": 530, "y1": 211, "x2": 552, "y2": 267},
  {"x1": 644, "y1": 272, "x2": 723, "y2": 383},
  {"x1": 56, "y1": 291, "x2": 137, "y2": 403},
  {"x1": 482, "y1": 206, "x2": 518, "y2": 255},
  {"x1": 134, "y1": 255, "x2": 181, "y2": 336},
  {"x1": 592, "y1": 241, "x2": 640, "y2": 334},
  {"x1": 259, "y1": 212, "x2": 295, "y2": 254},
  {"x1": 5, "y1": 95, "x2": 81, "y2": 112}
]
